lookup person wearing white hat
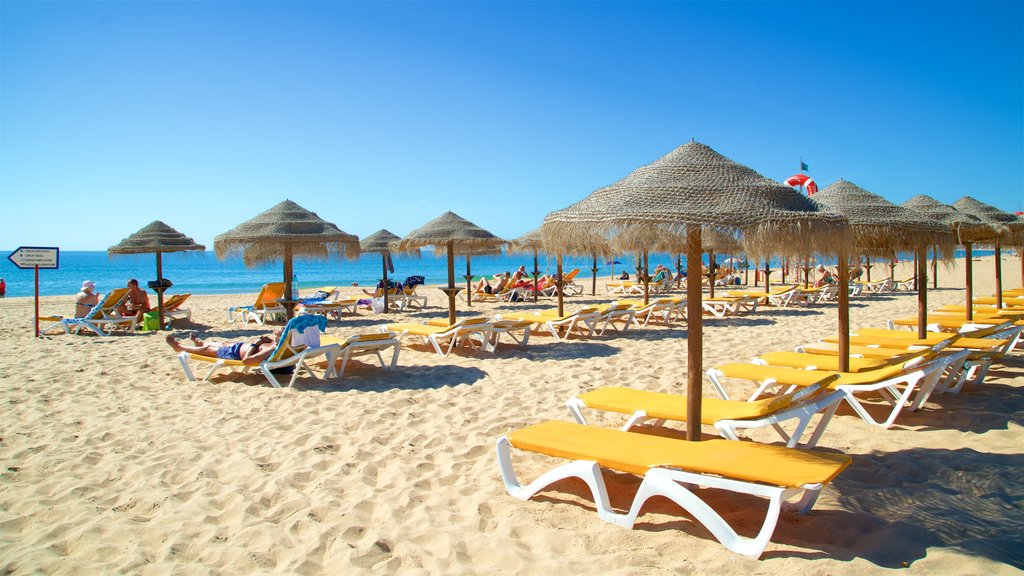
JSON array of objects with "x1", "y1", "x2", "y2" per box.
[{"x1": 75, "y1": 280, "x2": 99, "y2": 317}]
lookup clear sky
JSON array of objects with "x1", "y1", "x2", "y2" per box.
[{"x1": 2, "y1": 1, "x2": 1022, "y2": 251}]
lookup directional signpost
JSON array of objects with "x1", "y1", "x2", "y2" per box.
[{"x1": 7, "y1": 247, "x2": 60, "y2": 337}]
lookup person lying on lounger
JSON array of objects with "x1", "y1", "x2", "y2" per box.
[{"x1": 165, "y1": 330, "x2": 281, "y2": 364}]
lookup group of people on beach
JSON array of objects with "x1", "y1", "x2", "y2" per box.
[{"x1": 74, "y1": 278, "x2": 151, "y2": 319}]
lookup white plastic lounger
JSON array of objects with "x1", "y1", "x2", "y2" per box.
[
  {"x1": 567, "y1": 383, "x2": 845, "y2": 449},
  {"x1": 497, "y1": 420, "x2": 851, "y2": 559},
  {"x1": 320, "y1": 332, "x2": 401, "y2": 378}
]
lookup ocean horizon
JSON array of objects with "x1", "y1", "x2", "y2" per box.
[{"x1": 0, "y1": 248, "x2": 1000, "y2": 298}]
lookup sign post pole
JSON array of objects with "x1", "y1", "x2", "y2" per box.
[
  {"x1": 34, "y1": 265, "x2": 40, "y2": 337},
  {"x1": 7, "y1": 247, "x2": 60, "y2": 338}
]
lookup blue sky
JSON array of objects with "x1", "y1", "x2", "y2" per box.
[{"x1": 2, "y1": 1, "x2": 1022, "y2": 251}]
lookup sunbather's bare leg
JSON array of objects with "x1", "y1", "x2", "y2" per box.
[{"x1": 165, "y1": 335, "x2": 219, "y2": 357}]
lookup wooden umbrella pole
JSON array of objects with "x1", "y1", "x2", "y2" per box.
[
  {"x1": 284, "y1": 245, "x2": 294, "y2": 319},
  {"x1": 995, "y1": 242, "x2": 1003, "y2": 309},
  {"x1": 837, "y1": 252, "x2": 850, "y2": 373},
  {"x1": 865, "y1": 255, "x2": 872, "y2": 282},
  {"x1": 912, "y1": 250, "x2": 918, "y2": 292},
  {"x1": 532, "y1": 251, "x2": 539, "y2": 303},
  {"x1": 1020, "y1": 249, "x2": 1023, "y2": 291},
  {"x1": 556, "y1": 254, "x2": 564, "y2": 318},
  {"x1": 889, "y1": 260, "x2": 896, "y2": 284},
  {"x1": 706, "y1": 250, "x2": 715, "y2": 299},
  {"x1": 917, "y1": 247, "x2": 928, "y2": 340},
  {"x1": 965, "y1": 242, "x2": 974, "y2": 321},
  {"x1": 382, "y1": 254, "x2": 389, "y2": 312},
  {"x1": 446, "y1": 242, "x2": 457, "y2": 326},
  {"x1": 803, "y1": 259, "x2": 810, "y2": 289},
  {"x1": 743, "y1": 257, "x2": 748, "y2": 286},
  {"x1": 156, "y1": 252, "x2": 165, "y2": 330},
  {"x1": 931, "y1": 245, "x2": 938, "y2": 289},
  {"x1": 763, "y1": 260, "x2": 771, "y2": 293},
  {"x1": 782, "y1": 257, "x2": 788, "y2": 284},
  {"x1": 753, "y1": 259, "x2": 758, "y2": 287},
  {"x1": 464, "y1": 255, "x2": 472, "y2": 306},
  {"x1": 642, "y1": 250, "x2": 650, "y2": 305},
  {"x1": 591, "y1": 254, "x2": 597, "y2": 296},
  {"x1": 685, "y1": 227, "x2": 703, "y2": 442}
]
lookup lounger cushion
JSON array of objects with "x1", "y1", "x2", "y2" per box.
[
  {"x1": 948, "y1": 337, "x2": 1009, "y2": 351},
  {"x1": 758, "y1": 351, "x2": 895, "y2": 373},
  {"x1": 507, "y1": 421, "x2": 851, "y2": 486},
  {"x1": 576, "y1": 386, "x2": 826, "y2": 424},
  {"x1": 716, "y1": 363, "x2": 840, "y2": 388}
]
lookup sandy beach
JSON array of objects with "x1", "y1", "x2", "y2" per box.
[{"x1": 0, "y1": 254, "x2": 1021, "y2": 574}]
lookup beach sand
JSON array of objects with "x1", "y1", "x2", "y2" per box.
[{"x1": 0, "y1": 255, "x2": 1021, "y2": 574}]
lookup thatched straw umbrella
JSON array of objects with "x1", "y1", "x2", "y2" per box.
[
  {"x1": 813, "y1": 180, "x2": 954, "y2": 339},
  {"x1": 108, "y1": 221, "x2": 205, "y2": 329},
  {"x1": 396, "y1": 211, "x2": 505, "y2": 325},
  {"x1": 542, "y1": 140, "x2": 848, "y2": 441},
  {"x1": 214, "y1": 200, "x2": 360, "y2": 319},
  {"x1": 360, "y1": 229, "x2": 403, "y2": 312},
  {"x1": 952, "y1": 197, "x2": 1023, "y2": 309},
  {"x1": 901, "y1": 195, "x2": 985, "y2": 289},
  {"x1": 509, "y1": 228, "x2": 545, "y2": 303}
]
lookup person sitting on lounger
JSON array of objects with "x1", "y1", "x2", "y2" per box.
[
  {"x1": 75, "y1": 280, "x2": 99, "y2": 317},
  {"x1": 474, "y1": 276, "x2": 493, "y2": 294},
  {"x1": 618, "y1": 271, "x2": 629, "y2": 280},
  {"x1": 118, "y1": 279, "x2": 151, "y2": 319},
  {"x1": 813, "y1": 265, "x2": 834, "y2": 287},
  {"x1": 165, "y1": 330, "x2": 281, "y2": 364}
]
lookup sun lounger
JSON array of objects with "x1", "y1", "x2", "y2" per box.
[
  {"x1": 489, "y1": 320, "x2": 533, "y2": 351},
  {"x1": 606, "y1": 281, "x2": 644, "y2": 296},
  {"x1": 702, "y1": 295, "x2": 758, "y2": 317},
  {"x1": 385, "y1": 317, "x2": 493, "y2": 356},
  {"x1": 618, "y1": 297, "x2": 684, "y2": 325},
  {"x1": 227, "y1": 282, "x2": 287, "y2": 324},
  {"x1": 496, "y1": 420, "x2": 851, "y2": 558},
  {"x1": 707, "y1": 356, "x2": 955, "y2": 429},
  {"x1": 724, "y1": 286, "x2": 798, "y2": 308},
  {"x1": 856, "y1": 278, "x2": 892, "y2": 292},
  {"x1": 595, "y1": 303, "x2": 635, "y2": 334},
  {"x1": 160, "y1": 293, "x2": 193, "y2": 326},
  {"x1": 893, "y1": 277, "x2": 916, "y2": 291},
  {"x1": 176, "y1": 315, "x2": 340, "y2": 388},
  {"x1": 752, "y1": 350, "x2": 921, "y2": 373},
  {"x1": 320, "y1": 332, "x2": 400, "y2": 378},
  {"x1": 499, "y1": 306, "x2": 601, "y2": 341},
  {"x1": 40, "y1": 288, "x2": 137, "y2": 336},
  {"x1": 568, "y1": 382, "x2": 845, "y2": 449}
]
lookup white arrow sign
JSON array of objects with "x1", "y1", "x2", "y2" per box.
[{"x1": 7, "y1": 246, "x2": 60, "y2": 269}]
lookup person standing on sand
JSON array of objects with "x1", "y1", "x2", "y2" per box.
[{"x1": 0, "y1": 278, "x2": 5, "y2": 298}]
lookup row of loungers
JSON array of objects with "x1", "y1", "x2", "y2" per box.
[{"x1": 497, "y1": 306, "x2": 1023, "y2": 558}]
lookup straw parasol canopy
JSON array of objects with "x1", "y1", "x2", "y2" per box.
[
  {"x1": 360, "y1": 229, "x2": 403, "y2": 312},
  {"x1": 542, "y1": 141, "x2": 849, "y2": 259},
  {"x1": 900, "y1": 195, "x2": 987, "y2": 243},
  {"x1": 952, "y1": 196, "x2": 1024, "y2": 309},
  {"x1": 541, "y1": 140, "x2": 849, "y2": 442},
  {"x1": 109, "y1": 221, "x2": 206, "y2": 255},
  {"x1": 813, "y1": 180, "x2": 955, "y2": 340},
  {"x1": 397, "y1": 211, "x2": 505, "y2": 323},
  {"x1": 108, "y1": 221, "x2": 205, "y2": 329},
  {"x1": 812, "y1": 181, "x2": 955, "y2": 260},
  {"x1": 214, "y1": 200, "x2": 360, "y2": 317}
]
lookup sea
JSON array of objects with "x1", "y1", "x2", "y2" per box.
[{"x1": 0, "y1": 248, "x2": 1001, "y2": 298}]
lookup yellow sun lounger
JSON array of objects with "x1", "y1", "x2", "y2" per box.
[
  {"x1": 618, "y1": 297, "x2": 685, "y2": 325},
  {"x1": 568, "y1": 382, "x2": 845, "y2": 448},
  {"x1": 489, "y1": 320, "x2": 533, "y2": 351},
  {"x1": 595, "y1": 303, "x2": 636, "y2": 334},
  {"x1": 227, "y1": 282, "x2": 287, "y2": 324},
  {"x1": 499, "y1": 306, "x2": 601, "y2": 341},
  {"x1": 320, "y1": 332, "x2": 401, "y2": 378},
  {"x1": 160, "y1": 293, "x2": 193, "y2": 326},
  {"x1": 385, "y1": 317, "x2": 493, "y2": 356},
  {"x1": 724, "y1": 286, "x2": 799, "y2": 308},
  {"x1": 795, "y1": 341, "x2": 924, "y2": 361},
  {"x1": 497, "y1": 420, "x2": 851, "y2": 558},
  {"x1": 707, "y1": 354, "x2": 960, "y2": 429},
  {"x1": 753, "y1": 351, "x2": 915, "y2": 373},
  {"x1": 702, "y1": 295, "x2": 759, "y2": 317}
]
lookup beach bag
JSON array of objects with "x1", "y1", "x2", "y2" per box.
[
  {"x1": 371, "y1": 297, "x2": 385, "y2": 314},
  {"x1": 141, "y1": 311, "x2": 160, "y2": 332}
]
